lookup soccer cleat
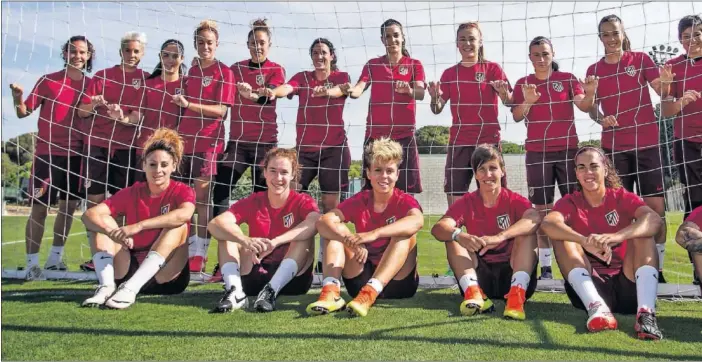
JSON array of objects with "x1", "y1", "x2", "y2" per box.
[
  {"x1": 586, "y1": 301, "x2": 618, "y2": 332},
  {"x1": 635, "y1": 308, "x2": 663, "y2": 340},
  {"x1": 206, "y1": 263, "x2": 223, "y2": 283},
  {"x1": 503, "y1": 286, "x2": 527, "y2": 320},
  {"x1": 80, "y1": 260, "x2": 95, "y2": 272},
  {"x1": 81, "y1": 285, "x2": 116, "y2": 308},
  {"x1": 306, "y1": 284, "x2": 346, "y2": 315},
  {"x1": 253, "y1": 283, "x2": 277, "y2": 313},
  {"x1": 657, "y1": 271, "x2": 666, "y2": 284},
  {"x1": 538, "y1": 266, "x2": 553, "y2": 280},
  {"x1": 210, "y1": 285, "x2": 248, "y2": 313},
  {"x1": 346, "y1": 285, "x2": 379, "y2": 317},
  {"x1": 459, "y1": 285, "x2": 485, "y2": 316},
  {"x1": 103, "y1": 285, "x2": 137, "y2": 310},
  {"x1": 189, "y1": 256, "x2": 207, "y2": 273},
  {"x1": 25, "y1": 265, "x2": 45, "y2": 281},
  {"x1": 44, "y1": 260, "x2": 68, "y2": 271}
]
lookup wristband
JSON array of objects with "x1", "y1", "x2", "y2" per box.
[{"x1": 451, "y1": 228, "x2": 462, "y2": 242}]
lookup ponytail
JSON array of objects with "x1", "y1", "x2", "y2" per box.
[
  {"x1": 599, "y1": 15, "x2": 631, "y2": 52},
  {"x1": 529, "y1": 36, "x2": 558, "y2": 71},
  {"x1": 457, "y1": 22, "x2": 486, "y2": 62},
  {"x1": 148, "y1": 39, "x2": 186, "y2": 80},
  {"x1": 381, "y1": 19, "x2": 411, "y2": 57}
]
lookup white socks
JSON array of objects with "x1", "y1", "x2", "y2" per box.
[
  {"x1": 221, "y1": 262, "x2": 245, "y2": 297},
  {"x1": 26, "y1": 253, "x2": 39, "y2": 268},
  {"x1": 46, "y1": 246, "x2": 65, "y2": 265},
  {"x1": 123, "y1": 251, "x2": 165, "y2": 293},
  {"x1": 269, "y1": 258, "x2": 298, "y2": 295},
  {"x1": 567, "y1": 267, "x2": 608, "y2": 311},
  {"x1": 93, "y1": 251, "x2": 115, "y2": 287},
  {"x1": 458, "y1": 271, "x2": 479, "y2": 293},
  {"x1": 188, "y1": 235, "x2": 211, "y2": 258},
  {"x1": 656, "y1": 244, "x2": 665, "y2": 271},
  {"x1": 367, "y1": 278, "x2": 384, "y2": 294},
  {"x1": 635, "y1": 265, "x2": 658, "y2": 313},
  {"x1": 322, "y1": 277, "x2": 341, "y2": 288},
  {"x1": 511, "y1": 271, "x2": 531, "y2": 290},
  {"x1": 539, "y1": 248, "x2": 553, "y2": 268}
]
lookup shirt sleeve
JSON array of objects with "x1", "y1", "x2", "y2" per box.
[
  {"x1": 570, "y1": 73, "x2": 585, "y2": 97},
  {"x1": 268, "y1": 65, "x2": 286, "y2": 88},
  {"x1": 82, "y1": 72, "x2": 104, "y2": 104},
  {"x1": 174, "y1": 183, "x2": 196, "y2": 205},
  {"x1": 512, "y1": 193, "x2": 533, "y2": 221},
  {"x1": 287, "y1": 72, "x2": 304, "y2": 96},
  {"x1": 337, "y1": 196, "x2": 361, "y2": 224},
  {"x1": 512, "y1": 77, "x2": 525, "y2": 105},
  {"x1": 439, "y1": 69, "x2": 451, "y2": 103},
  {"x1": 227, "y1": 195, "x2": 254, "y2": 225},
  {"x1": 103, "y1": 187, "x2": 133, "y2": 217},
  {"x1": 642, "y1": 53, "x2": 660, "y2": 84},
  {"x1": 551, "y1": 196, "x2": 576, "y2": 225},
  {"x1": 620, "y1": 189, "x2": 647, "y2": 218},
  {"x1": 444, "y1": 196, "x2": 468, "y2": 228},
  {"x1": 492, "y1": 63, "x2": 513, "y2": 92},
  {"x1": 358, "y1": 61, "x2": 372, "y2": 83},
  {"x1": 23, "y1": 76, "x2": 47, "y2": 112},
  {"x1": 298, "y1": 194, "x2": 321, "y2": 219},
  {"x1": 687, "y1": 205, "x2": 702, "y2": 226},
  {"x1": 412, "y1": 59, "x2": 426, "y2": 87}
]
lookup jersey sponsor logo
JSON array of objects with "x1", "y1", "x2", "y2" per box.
[
  {"x1": 386, "y1": 216, "x2": 396, "y2": 225},
  {"x1": 174, "y1": 88, "x2": 183, "y2": 95},
  {"x1": 255, "y1": 74, "x2": 265, "y2": 86},
  {"x1": 283, "y1": 213, "x2": 294, "y2": 228},
  {"x1": 605, "y1": 210, "x2": 619, "y2": 226},
  {"x1": 398, "y1": 66, "x2": 408, "y2": 76},
  {"x1": 161, "y1": 205, "x2": 170, "y2": 215},
  {"x1": 33, "y1": 187, "x2": 45, "y2": 198},
  {"x1": 132, "y1": 79, "x2": 142, "y2": 90},
  {"x1": 496, "y1": 214, "x2": 511, "y2": 230},
  {"x1": 624, "y1": 65, "x2": 636, "y2": 77},
  {"x1": 552, "y1": 81, "x2": 564, "y2": 92},
  {"x1": 475, "y1": 72, "x2": 486, "y2": 83},
  {"x1": 202, "y1": 76, "x2": 213, "y2": 87}
]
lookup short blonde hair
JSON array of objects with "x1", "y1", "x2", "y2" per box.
[
  {"x1": 121, "y1": 31, "x2": 147, "y2": 49},
  {"x1": 364, "y1": 137, "x2": 403, "y2": 168}
]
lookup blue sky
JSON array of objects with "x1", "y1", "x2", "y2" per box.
[{"x1": 2, "y1": 1, "x2": 700, "y2": 159}]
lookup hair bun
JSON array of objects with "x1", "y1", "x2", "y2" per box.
[
  {"x1": 198, "y1": 19, "x2": 218, "y2": 30},
  {"x1": 252, "y1": 18, "x2": 269, "y2": 28}
]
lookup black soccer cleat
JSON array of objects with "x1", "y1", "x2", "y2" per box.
[
  {"x1": 210, "y1": 285, "x2": 247, "y2": 313},
  {"x1": 635, "y1": 309, "x2": 663, "y2": 340},
  {"x1": 538, "y1": 266, "x2": 553, "y2": 280},
  {"x1": 253, "y1": 283, "x2": 277, "y2": 313},
  {"x1": 657, "y1": 271, "x2": 667, "y2": 284}
]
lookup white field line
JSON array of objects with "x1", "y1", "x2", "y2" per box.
[{"x1": 2, "y1": 232, "x2": 86, "y2": 246}]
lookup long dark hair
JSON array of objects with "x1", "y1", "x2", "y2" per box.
[
  {"x1": 573, "y1": 146, "x2": 622, "y2": 191},
  {"x1": 381, "y1": 19, "x2": 410, "y2": 57},
  {"x1": 678, "y1": 15, "x2": 702, "y2": 40},
  {"x1": 148, "y1": 39, "x2": 186, "y2": 80},
  {"x1": 62, "y1": 35, "x2": 95, "y2": 73},
  {"x1": 598, "y1": 15, "x2": 631, "y2": 52},
  {"x1": 529, "y1": 36, "x2": 559, "y2": 72},
  {"x1": 309, "y1": 38, "x2": 338, "y2": 71}
]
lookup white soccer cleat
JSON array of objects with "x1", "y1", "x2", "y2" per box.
[
  {"x1": 104, "y1": 285, "x2": 138, "y2": 310},
  {"x1": 81, "y1": 285, "x2": 116, "y2": 308},
  {"x1": 25, "y1": 265, "x2": 46, "y2": 281},
  {"x1": 44, "y1": 260, "x2": 68, "y2": 271}
]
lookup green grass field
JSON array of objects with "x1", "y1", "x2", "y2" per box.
[{"x1": 2, "y1": 215, "x2": 702, "y2": 360}]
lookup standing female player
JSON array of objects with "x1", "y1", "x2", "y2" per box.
[
  {"x1": 10, "y1": 36, "x2": 94, "y2": 279},
  {"x1": 81, "y1": 128, "x2": 195, "y2": 309},
  {"x1": 77, "y1": 31, "x2": 149, "y2": 208},
  {"x1": 208, "y1": 148, "x2": 320, "y2": 313},
  {"x1": 344, "y1": 19, "x2": 426, "y2": 194},
  {"x1": 213, "y1": 18, "x2": 286, "y2": 220},
  {"x1": 171, "y1": 20, "x2": 235, "y2": 273},
  {"x1": 541, "y1": 146, "x2": 663, "y2": 340},
  {"x1": 432, "y1": 144, "x2": 541, "y2": 320},
  {"x1": 308, "y1": 138, "x2": 424, "y2": 317},
  {"x1": 586, "y1": 15, "x2": 674, "y2": 281},
  {"x1": 428, "y1": 21, "x2": 513, "y2": 206},
  {"x1": 512, "y1": 36, "x2": 597, "y2": 280},
  {"x1": 675, "y1": 205, "x2": 702, "y2": 293}
]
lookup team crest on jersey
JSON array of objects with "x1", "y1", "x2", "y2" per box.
[
  {"x1": 605, "y1": 210, "x2": 619, "y2": 226},
  {"x1": 398, "y1": 66, "x2": 408, "y2": 76},
  {"x1": 475, "y1": 72, "x2": 486, "y2": 83},
  {"x1": 496, "y1": 214, "x2": 511, "y2": 231},
  {"x1": 161, "y1": 205, "x2": 170, "y2": 215},
  {"x1": 283, "y1": 213, "x2": 294, "y2": 228},
  {"x1": 132, "y1": 79, "x2": 142, "y2": 90},
  {"x1": 33, "y1": 187, "x2": 44, "y2": 198},
  {"x1": 256, "y1": 74, "x2": 265, "y2": 86},
  {"x1": 624, "y1": 66, "x2": 636, "y2": 77},
  {"x1": 552, "y1": 81, "x2": 564, "y2": 92},
  {"x1": 174, "y1": 88, "x2": 183, "y2": 95},
  {"x1": 202, "y1": 76, "x2": 213, "y2": 87},
  {"x1": 386, "y1": 216, "x2": 396, "y2": 225}
]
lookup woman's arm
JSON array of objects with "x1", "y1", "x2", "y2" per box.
[{"x1": 270, "y1": 212, "x2": 321, "y2": 247}]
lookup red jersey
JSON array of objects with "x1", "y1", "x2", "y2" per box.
[
  {"x1": 24, "y1": 70, "x2": 90, "y2": 156},
  {"x1": 104, "y1": 180, "x2": 195, "y2": 250},
  {"x1": 337, "y1": 188, "x2": 422, "y2": 265},
  {"x1": 552, "y1": 187, "x2": 646, "y2": 276},
  {"x1": 586, "y1": 51, "x2": 660, "y2": 151},
  {"x1": 666, "y1": 54, "x2": 702, "y2": 143},
  {"x1": 439, "y1": 61, "x2": 510, "y2": 146},
  {"x1": 135, "y1": 76, "x2": 186, "y2": 152},
  {"x1": 81, "y1": 66, "x2": 149, "y2": 149},
  {"x1": 513, "y1": 71, "x2": 583, "y2": 152},
  {"x1": 228, "y1": 190, "x2": 319, "y2": 264},
  {"x1": 287, "y1": 70, "x2": 350, "y2": 152},
  {"x1": 444, "y1": 188, "x2": 532, "y2": 264},
  {"x1": 687, "y1": 205, "x2": 702, "y2": 227},
  {"x1": 178, "y1": 61, "x2": 235, "y2": 154},
  {"x1": 229, "y1": 59, "x2": 286, "y2": 144},
  {"x1": 358, "y1": 56, "x2": 426, "y2": 140}
]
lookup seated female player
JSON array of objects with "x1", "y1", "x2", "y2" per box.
[
  {"x1": 81, "y1": 128, "x2": 195, "y2": 309},
  {"x1": 432, "y1": 144, "x2": 541, "y2": 320},
  {"x1": 308, "y1": 137, "x2": 424, "y2": 317},
  {"x1": 541, "y1": 146, "x2": 663, "y2": 340},
  {"x1": 208, "y1": 148, "x2": 320, "y2": 313},
  {"x1": 675, "y1": 205, "x2": 702, "y2": 294}
]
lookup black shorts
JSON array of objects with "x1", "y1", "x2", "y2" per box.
[
  {"x1": 343, "y1": 260, "x2": 419, "y2": 299},
  {"x1": 214, "y1": 141, "x2": 274, "y2": 208},
  {"x1": 525, "y1": 149, "x2": 577, "y2": 205},
  {"x1": 298, "y1": 143, "x2": 351, "y2": 193},
  {"x1": 468, "y1": 258, "x2": 538, "y2": 301},
  {"x1": 564, "y1": 268, "x2": 638, "y2": 314},
  {"x1": 362, "y1": 136, "x2": 422, "y2": 194},
  {"x1": 29, "y1": 154, "x2": 82, "y2": 204},
  {"x1": 115, "y1": 251, "x2": 190, "y2": 295},
  {"x1": 605, "y1": 148, "x2": 664, "y2": 198},
  {"x1": 83, "y1": 145, "x2": 138, "y2": 196},
  {"x1": 673, "y1": 138, "x2": 702, "y2": 212},
  {"x1": 242, "y1": 261, "x2": 313, "y2": 297},
  {"x1": 178, "y1": 152, "x2": 219, "y2": 181}
]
